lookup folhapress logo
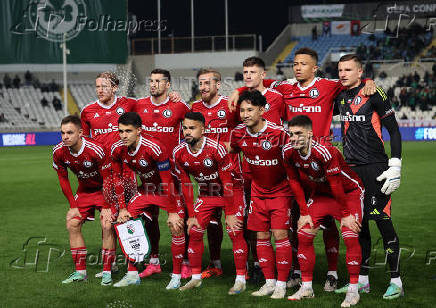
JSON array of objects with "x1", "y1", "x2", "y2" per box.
[{"x1": 415, "y1": 128, "x2": 436, "y2": 140}]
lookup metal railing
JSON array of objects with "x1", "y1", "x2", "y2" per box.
[{"x1": 131, "y1": 34, "x2": 256, "y2": 55}]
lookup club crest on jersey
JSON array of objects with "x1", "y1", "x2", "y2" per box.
[
  {"x1": 116, "y1": 107, "x2": 125, "y2": 115},
  {"x1": 139, "y1": 159, "x2": 148, "y2": 167},
  {"x1": 261, "y1": 140, "x2": 272, "y2": 150},
  {"x1": 311, "y1": 161, "x2": 320, "y2": 171},
  {"x1": 162, "y1": 109, "x2": 172, "y2": 118},
  {"x1": 217, "y1": 109, "x2": 226, "y2": 118},
  {"x1": 309, "y1": 88, "x2": 319, "y2": 98},
  {"x1": 353, "y1": 96, "x2": 362, "y2": 105},
  {"x1": 264, "y1": 103, "x2": 270, "y2": 112},
  {"x1": 203, "y1": 158, "x2": 213, "y2": 167},
  {"x1": 83, "y1": 161, "x2": 92, "y2": 168}
]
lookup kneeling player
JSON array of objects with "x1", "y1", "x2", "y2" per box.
[
  {"x1": 110, "y1": 112, "x2": 185, "y2": 289},
  {"x1": 173, "y1": 112, "x2": 248, "y2": 294},
  {"x1": 283, "y1": 115, "x2": 363, "y2": 307},
  {"x1": 53, "y1": 115, "x2": 117, "y2": 285}
]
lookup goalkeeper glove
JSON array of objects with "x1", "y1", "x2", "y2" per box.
[{"x1": 376, "y1": 158, "x2": 401, "y2": 195}]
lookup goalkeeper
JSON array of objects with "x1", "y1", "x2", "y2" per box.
[{"x1": 334, "y1": 54, "x2": 403, "y2": 300}]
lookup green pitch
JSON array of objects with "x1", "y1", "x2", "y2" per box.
[{"x1": 1, "y1": 142, "x2": 436, "y2": 307}]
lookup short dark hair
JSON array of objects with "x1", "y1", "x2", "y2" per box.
[
  {"x1": 243, "y1": 56, "x2": 265, "y2": 70},
  {"x1": 151, "y1": 68, "x2": 171, "y2": 83},
  {"x1": 61, "y1": 115, "x2": 81, "y2": 128},
  {"x1": 184, "y1": 112, "x2": 205, "y2": 125},
  {"x1": 288, "y1": 115, "x2": 313, "y2": 129},
  {"x1": 197, "y1": 68, "x2": 221, "y2": 81},
  {"x1": 96, "y1": 71, "x2": 119, "y2": 86},
  {"x1": 118, "y1": 112, "x2": 142, "y2": 128},
  {"x1": 295, "y1": 48, "x2": 318, "y2": 64},
  {"x1": 339, "y1": 54, "x2": 363, "y2": 69},
  {"x1": 238, "y1": 90, "x2": 267, "y2": 107}
]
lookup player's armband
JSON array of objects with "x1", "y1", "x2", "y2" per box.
[{"x1": 157, "y1": 159, "x2": 170, "y2": 171}]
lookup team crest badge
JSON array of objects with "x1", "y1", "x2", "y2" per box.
[
  {"x1": 310, "y1": 161, "x2": 320, "y2": 171},
  {"x1": 83, "y1": 160, "x2": 92, "y2": 168},
  {"x1": 217, "y1": 110, "x2": 226, "y2": 119},
  {"x1": 264, "y1": 103, "x2": 270, "y2": 112},
  {"x1": 162, "y1": 109, "x2": 172, "y2": 118},
  {"x1": 353, "y1": 96, "x2": 362, "y2": 105},
  {"x1": 261, "y1": 140, "x2": 272, "y2": 150},
  {"x1": 203, "y1": 158, "x2": 213, "y2": 167},
  {"x1": 139, "y1": 159, "x2": 148, "y2": 167},
  {"x1": 116, "y1": 107, "x2": 125, "y2": 115},
  {"x1": 309, "y1": 88, "x2": 319, "y2": 98}
]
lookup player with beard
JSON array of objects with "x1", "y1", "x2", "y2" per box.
[
  {"x1": 135, "y1": 69, "x2": 191, "y2": 279},
  {"x1": 191, "y1": 69, "x2": 243, "y2": 280}
]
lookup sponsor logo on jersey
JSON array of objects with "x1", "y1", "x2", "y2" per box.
[
  {"x1": 142, "y1": 122, "x2": 175, "y2": 133},
  {"x1": 246, "y1": 156, "x2": 278, "y2": 166},
  {"x1": 310, "y1": 161, "x2": 320, "y2": 171},
  {"x1": 261, "y1": 140, "x2": 272, "y2": 150},
  {"x1": 116, "y1": 107, "x2": 125, "y2": 115},
  {"x1": 353, "y1": 96, "x2": 362, "y2": 105},
  {"x1": 77, "y1": 170, "x2": 98, "y2": 179},
  {"x1": 83, "y1": 160, "x2": 92, "y2": 168},
  {"x1": 309, "y1": 88, "x2": 319, "y2": 98},
  {"x1": 203, "y1": 158, "x2": 213, "y2": 168},
  {"x1": 217, "y1": 109, "x2": 226, "y2": 118},
  {"x1": 289, "y1": 104, "x2": 322, "y2": 113},
  {"x1": 139, "y1": 159, "x2": 148, "y2": 167},
  {"x1": 340, "y1": 112, "x2": 366, "y2": 122},
  {"x1": 194, "y1": 171, "x2": 218, "y2": 181},
  {"x1": 138, "y1": 170, "x2": 155, "y2": 179},
  {"x1": 94, "y1": 113, "x2": 100, "y2": 118},
  {"x1": 205, "y1": 126, "x2": 228, "y2": 134},
  {"x1": 93, "y1": 123, "x2": 118, "y2": 135},
  {"x1": 162, "y1": 109, "x2": 172, "y2": 118}
]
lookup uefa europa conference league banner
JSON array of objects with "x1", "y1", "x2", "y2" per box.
[
  {"x1": 1, "y1": 128, "x2": 436, "y2": 147},
  {"x1": 290, "y1": 0, "x2": 436, "y2": 22},
  {"x1": 0, "y1": 0, "x2": 128, "y2": 64}
]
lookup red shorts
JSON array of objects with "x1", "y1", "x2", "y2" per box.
[
  {"x1": 247, "y1": 196, "x2": 293, "y2": 232},
  {"x1": 194, "y1": 191, "x2": 245, "y2": 229},
  {"x1": 73, "y1": 191, "x2": 117, "y2": 221},
  {"x1": 306, "y1": 189, "x2": 364, "y2": 229},
  {"x1": 127, "y1": 191, "x2": 184, "y2": 219}
]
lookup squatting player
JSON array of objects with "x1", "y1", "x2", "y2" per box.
[
  {"x1": 335, "y1": 54, "x2": 403, "y2": 300},
  {"x1": 53, "y1": 115, "x2": 116, "y2": 285},
  {"x1": 110, "y1": 112, "x2": 185, "y2": 289},
  {"x1": 283, "y1": 115, "x2": 364, "y2": 307},
  {"x1": 173, "y1": 112, "x2": 248, "y2": 294},
  {"x1": 228, "y1": 91, "x2": 293, "y2": 299}
]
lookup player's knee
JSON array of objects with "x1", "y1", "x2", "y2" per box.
[
  {"x1": 189, "y1": 226, "x2": 204, "y2": 241},
  {"x1": 100, "y1": 220, "x2": 113, "y2": 233},
  {"x1": 272, "y1": 229, "x2": 288, "y2": 240},
  {"x1": 66, "y1": 218, "x2": 82, "y2": 232},
  {"x1": 257, "y1": 231, "x2": 270, "y2": 240}
]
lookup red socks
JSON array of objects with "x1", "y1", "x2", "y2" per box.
[
  {"x1": 297, "y1": 230, "x2": 316, "y2": 282},
  {"x1": 71, "y1": 247, "x2": 87, "y2": 271},
  {"x1": 256, "y1": 239, "x2": 276, "y2": 279},
  {"x1": 102, "y1": 248, "x2": 115, "y2": 272},
  {"x1": 171, "y1": 235, "x2": 185, "y2": 274},
  {"x1": 188, "y1": 226, "x2": 205, "y2": 275},
  {"x1": 227, "y1": 229, "x2": 248, "y2": 275},
  {"x1": 275, "y1": 238, "x2": 292, "y2": 282},
  {"x1": 342, "y1": 227, "x2": 361, "y2": 284}
]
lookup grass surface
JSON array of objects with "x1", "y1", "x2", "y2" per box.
[{"x1": 1, "y1": 142, "x2": 436, "y2": 307}]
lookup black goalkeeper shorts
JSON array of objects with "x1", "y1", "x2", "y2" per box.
[{"x1": 351, "y1": 163, "x2": 391, "y2": 221}]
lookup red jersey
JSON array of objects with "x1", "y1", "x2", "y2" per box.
[
  {"x1": 110, "y1": 135, "x2": 177, "y2": 212},
  {"x1": 270, "y1": 78, "x2": 342, "y2": 141},
  {"x1": 80, "y1": 96, "x2": 137, "y2": 151},
  {"x1": 230, "y1": 120, "x2": 292, "y2": 197},
  {"x1": 191, "y1": 95, "x2": 239, "y2": 143},
  {"x1": 53, "y1": 138, "x2": 112, "y2": 209},
  {"x1": 172, "y1": 137, "x2": 235, "y2": 216},
  {"x1": 262, "y1": 88, "x2": 285, "y2": 125},
  {"x1": 135, "y1": 96, "x2": 191, "y2": 153}
]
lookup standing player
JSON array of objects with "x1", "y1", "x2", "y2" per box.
[
  {"x1": 110, "y1": 112, "x2": 185, "y2": 289},
  {"x1": 229, "y1": 48, "x2": 375, "y2": 290},
  {"x1": 282, "y1": 115, "x2": 363, "y2": 307},
  {"x1": 191, "y1": 68, "x2": 242, "y2": 279},
  {"x1": 135, "y1": 69, "x2": 191, "y2": 278},
  {"x1": 335, "y1": 54, "x2": 403, "y2": 300},
  {"x1": 228, "y1": 91, "x2": 293, "y2": 299},
  {"x1": 241, "y1": 56, "x2": 285, "y2": 282},
  {"x1": 53, "y1": 115, "x2": 116, "y2": 286},
  {"x1": 173, "y1": 112, "x2": 248, "y2": 294}
]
